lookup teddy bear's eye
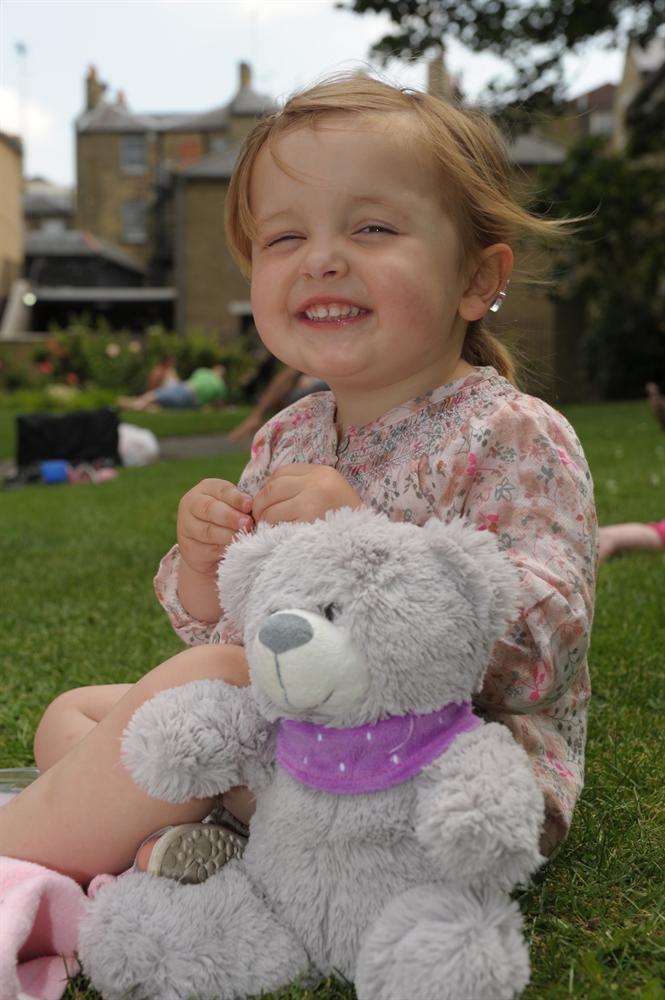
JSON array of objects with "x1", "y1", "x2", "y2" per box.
[{"x1": 323, "y1": 603, "x2": 339, "y2": 622}]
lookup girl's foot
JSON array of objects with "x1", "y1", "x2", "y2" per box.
[{"x1": 134, "y1": 821, "x2": 248, "y2": 884}]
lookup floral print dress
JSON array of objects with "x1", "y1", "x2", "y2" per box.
[{"x1": 155, "y1": 365, "x2": 597, "y2": 852}]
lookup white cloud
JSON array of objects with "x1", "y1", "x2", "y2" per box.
[{"x1": 0, "y1": 87, "x2": 55, "y2": 142}]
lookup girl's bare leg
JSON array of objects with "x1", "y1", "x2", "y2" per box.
[
  {"x1": 0, "y1": 644, "x2": 252, "y2": 885},
  {"x1": 34, "y1": 684, "x2": 132, "y2": 772}
]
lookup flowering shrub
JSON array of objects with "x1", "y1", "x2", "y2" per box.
[{"x1": 12, "y1": 320, "x2": 263, "y2": 402}]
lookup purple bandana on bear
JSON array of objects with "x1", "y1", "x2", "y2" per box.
[{"x1": 275, "y1": 702, "x2": 481, "y2": 795}]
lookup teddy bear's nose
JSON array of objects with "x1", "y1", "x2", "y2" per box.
[{"x1": 259, "y1": 613, "x2": 314, "y2": 654}]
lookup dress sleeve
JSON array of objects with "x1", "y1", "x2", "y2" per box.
[
  {"x1": 153, "y1": 424, "x2": 275, "y2": 646},
  {"x1": 462, "y1": 396, "x2": 598, "y2": 853}
]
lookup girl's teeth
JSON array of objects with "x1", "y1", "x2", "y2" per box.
[{"x1": 304, "y1": 305, "x2": 362, "y2": 320}]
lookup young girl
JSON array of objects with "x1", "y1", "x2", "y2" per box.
[{"x1": 0, "y1": 73, "x2": 597, "y2": 883}]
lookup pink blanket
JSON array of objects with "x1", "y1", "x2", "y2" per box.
[{"x1": 0, "y1": 857, "x2": 114, "y2": 1000}]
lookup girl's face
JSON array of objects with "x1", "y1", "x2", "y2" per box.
[{"x1": 249, "y1": 118, "x2": 471, "y2": 395}]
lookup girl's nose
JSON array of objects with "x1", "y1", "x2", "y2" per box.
[{"x1": 299, "y1": 243, "x2": 349, "y2": 281}]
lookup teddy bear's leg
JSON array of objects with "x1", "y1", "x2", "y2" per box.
[
  {"x1": 78, "y1": 861, "x2": 310, "y2": 1000},
  {"x1": 354, "y1": 882, "x2": 530, "y2": 1000}
]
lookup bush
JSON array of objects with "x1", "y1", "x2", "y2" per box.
[
  {"x1": 533, "y1": 137, "x2": 665, "y2": 399},
  {"x1": 15, "y1": 320, "x2": 264, "y2": 403},
  {"x1": 0, "y1": 385, "x2": 118, "y2": 412},
  {"x1": 0, "y1": 350, "x2": 37, "y2": 392}
]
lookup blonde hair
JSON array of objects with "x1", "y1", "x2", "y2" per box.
[{"x1": 225, "y1": 72, "x2": 582, "y2": 387}]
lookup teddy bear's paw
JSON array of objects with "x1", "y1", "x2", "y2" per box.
[
  {"x1": 416, "y1": 724, "x2": 546, "y2": 890},
  {"x1": 355, "y1": 883, "x2": 530, "y2": 1000},
  {"x1": 79, "y1": 863, "x2": 310, "y2": 1000},
  {"x1": 121, "y1": 680, "x2": 263, "y2": 803}
]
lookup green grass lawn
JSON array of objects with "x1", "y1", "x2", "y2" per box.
[
  {"x1": 0, "y1": 405, "x2": 251, "y2": 461},
  {"x1": 1, "y1": 400, "x2": 663, "y2": 999}
]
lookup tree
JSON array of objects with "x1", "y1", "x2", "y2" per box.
[
  {"x1": 532, "y1": 136, "x2": 665, "y2": 398},
  {"x1": 336, "y1": 0, "x2": 664, "y2": 121}
]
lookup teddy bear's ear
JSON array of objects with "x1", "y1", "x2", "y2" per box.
[
  {"x1": 421, "y1": 517, "x2": 522, "y2": 643},
  {"x1": 217, "y1": 521, "x2": 296, "y2": 633}
]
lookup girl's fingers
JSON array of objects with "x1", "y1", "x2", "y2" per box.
[
  {"x1": 197, "y1": 479, "x2": 253, "y2": 513},
  {"x1": 191, "y1": 496, "x2": 253, "y2": 532},
  {"x1": 182, "y1": 514, "x2": 244, "y2": 548},
  {"x1": 254, "y1": 497, "x2": 302, "y2": 526},
  {"x1": 252, "y1": 477, "x2": 299, "y2": 522}
]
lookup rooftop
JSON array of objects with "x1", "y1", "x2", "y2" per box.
[
  {"x1": 77, "y1": 61, "x2": 277, "y2": 134},
  {"x1": 25, "y1": 230, "x2": 146, "y2": 274},
  {"x1": 30, "y1": 286, "x2": 176, "y2": 302}
]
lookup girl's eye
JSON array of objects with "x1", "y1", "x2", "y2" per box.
[
  {"x1": 266, "y1": 225, "x2": 394, "y2": 248},
  {"x1": 322, "y1": 603, "x2": 340, "y2": 622},
  {"x1": 357, "y1": 225, "x2": 394, "y2": 236},
  {"x1": 266, "y1": 235, "x2": 301, "y2": 247}
]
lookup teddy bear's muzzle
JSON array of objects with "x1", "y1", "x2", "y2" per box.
[{"x1": 251, "y1": 609, "x2": 370, "y2": 721}]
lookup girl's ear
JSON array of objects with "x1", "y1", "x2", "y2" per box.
[
  {"x1": 217, "y1": 521, "x2": 296, "y2": 632},
  {"x1": 458, "y1": 243, "x2": 513, "y2": 322}
]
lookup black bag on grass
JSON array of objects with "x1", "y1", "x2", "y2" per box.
[{"x1": 16, "y1": 408, "x2": 120, "y2": 468}]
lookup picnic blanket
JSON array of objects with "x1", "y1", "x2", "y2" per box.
[{"x1": 0, "y1": 857, "x2": 114, "y2": 1000}]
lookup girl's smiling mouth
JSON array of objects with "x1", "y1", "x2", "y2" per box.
[
  {"x1": 293, "y1": 296, "x2": 373, "y2": 327},
  {"x1": 297, "y1": 308, "x2": 372, "y2": 328}
]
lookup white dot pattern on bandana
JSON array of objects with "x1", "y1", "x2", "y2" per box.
[
  {"x1": 391, "y1": 754, "x2": 400, "y2": 764},
  {"x1": 339, "y1": 762, "x2": 346, "y2": 772},
  {"x1": 316, "y1": 733, "x2": 323, "y2": 742}
]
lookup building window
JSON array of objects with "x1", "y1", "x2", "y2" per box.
[
  {"x1": 122, "y1": 200, "x2": 147, "y2": 244},
  {"x1": 40, "y1": 218, "x2": 66, "y2": 233},
  {"x1": 589, "y1": 111, "x2": 615, "y2": 137},
  {"x1": 120, "y1": 134, "x2": 147, "y2": 174}
]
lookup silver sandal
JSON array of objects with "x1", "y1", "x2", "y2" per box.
[{"x1": 138, "y1": 821, "x2": 248, "y2": 884}]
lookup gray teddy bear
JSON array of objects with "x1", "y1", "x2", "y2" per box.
[{"x1": 79, "y1": 507, "x2": 546, "y2": 1000}]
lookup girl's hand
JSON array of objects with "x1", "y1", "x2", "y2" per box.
[
  {"x1": 177, "y1": 479, "x2": 255, "y2": 576},
  {"x1": 252, "y1": 464, "x2": 362, "y2": 526}
]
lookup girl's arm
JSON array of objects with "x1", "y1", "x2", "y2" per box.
[
  {"x1": 154, "y1": 424, "x2": 275, "y2": 646},
  {"x1": 462, "y1": 396, "x2": 597, "y2": 855}
]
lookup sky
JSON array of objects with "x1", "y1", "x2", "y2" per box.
[{"x1": 0, "y1": 0, "x2": 627, "y2": 187}]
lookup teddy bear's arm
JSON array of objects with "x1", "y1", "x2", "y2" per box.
[
  {"x1": 415, "y1": 722, "x2": 546, "y2": 890},
  {"x1": 121, "y1": 679, "x2": 273, "y2": 804}
]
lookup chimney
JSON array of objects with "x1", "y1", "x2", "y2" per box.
[
  {"x1": 427, "y1": 51, "x2": 455, "y2": 102},
  {"x1": 116, "y1": 89, "x2": 127, "y2": 109},
  {"x1": 239, "y1": 62, "x2": 251, "y2": 89},
  {"x1": 85, "y1": 65, "x2": 107, "y2": 110}
]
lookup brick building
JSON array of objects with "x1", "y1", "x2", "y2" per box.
[
  {"x1": 0, "y1": 132, "x2": 24, "y2": 306},
  {"x1": 75, "y1": 63, "x2": 275, "y2": 274}
]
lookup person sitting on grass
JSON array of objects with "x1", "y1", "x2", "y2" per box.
[
  {"x1": 0, "y1": 73, "x2": 596, "y2": 893},
  {"x1": 119, "y1": 363, "x2": 227, "y2": 411}
]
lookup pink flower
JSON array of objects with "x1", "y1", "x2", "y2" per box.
[
  {"x1": 557, "y1": 447, "x2": 577, "y2": 470},
  {"x1": 546, "y1": 751, "x2": 573, "y2": 779},
  {"x1": 66, "y1": 372, "x2": 79, "y2": 385},
  {"x1": 105, "y1": 343, "x2": 121, "y2": 358},
  {"x1": 38, "y1": 360, "x2": 53, "y2": 374},
  {"x1": 478, "y1": 512, "x2": 499, "y2": 533}
]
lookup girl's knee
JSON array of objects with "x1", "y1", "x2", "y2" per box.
[
  {"x1": 33, "y1": 686, "x2": 93, "y2": 769},
  {"x1": 139, "y1": 645, "x2": 249, "y2": 702}
]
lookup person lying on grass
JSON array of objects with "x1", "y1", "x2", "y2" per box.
[
  {"x1": 598, "y1": 519, "x2": 665, "y2": 562},
  {"x1": 119, "y1": 363, "x2": 227, "y2": 412}
]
